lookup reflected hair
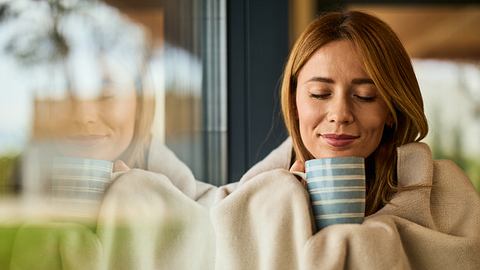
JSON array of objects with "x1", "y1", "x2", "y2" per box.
[
  {"x1": 118, "y1": 74, "x2": 155, "y2": 169},
  {"x1": 281, "y1": 11, "x2": 428, "y2": 215}
]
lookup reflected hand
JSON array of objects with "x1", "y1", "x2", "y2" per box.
[{"x1": 113, "y1": 160, "x2": 130, "y2": 172}]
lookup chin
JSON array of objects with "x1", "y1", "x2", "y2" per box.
[
  {"x1": 313, "y1": 147, "x2": 363, "y2": 159},
  {"x1": 59, "y1": 149, "x2": 111, "y2": 161}
]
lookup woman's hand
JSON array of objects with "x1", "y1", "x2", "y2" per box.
[
  {"x1": 290, "y1": 160, "x2": 305, "y2": 173},
  {"x1": 289, "y1": 160, "x2": 307, "y2": 187},
  {"x1": 113, "y1": 160, "x2": 130, "y2": 172}
]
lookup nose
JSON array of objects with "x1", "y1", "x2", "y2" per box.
[
  {"x1": 326, "y1": 96, "x2": 354, "y2": 125},
  {"x1": 71, "y1": 99, "x2": 99, "y2": 125}
]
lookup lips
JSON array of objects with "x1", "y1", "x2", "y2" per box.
[
  {"x1": 321, "y1": 133, "x2": 359, "y2": 147},
  {"x1": 64, "y1": 135, "x2": 109, "y2": 146}
]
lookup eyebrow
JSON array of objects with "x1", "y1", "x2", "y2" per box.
[
  {"x1": 351, "y1": 78, "x2": 374, "y2": 85},
  {"x1": 305, "y1": 77, "x2": 374, "y2": 85},
  {"x1": 305, "y1": 77, "x2": 334, "y2": 84}
]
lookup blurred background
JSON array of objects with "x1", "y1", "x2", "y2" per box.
[{"x1": 0, "y1": 0, "x2": 479, "y2": 192}]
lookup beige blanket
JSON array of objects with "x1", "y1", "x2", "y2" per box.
[
  {"x1": 212, "y1": 139, "x2": 480, "y2": 270},
  {"x1": 1, "y1": 141, "x2": 215, "y2": 270},
  {"x1": 97, "y1": 169, "x2": 214, "y2": 270},
  {"x1": 3, "y1": 139, "x2": 479, "y2": 269}
]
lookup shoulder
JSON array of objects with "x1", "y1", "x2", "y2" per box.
[
  {"x1": 432, "y1": 159, "x2": 477, "y2": 194},
  {"x1": 396, "y1": 142, "x2": 476, "y2": 191},
  {"x1": 238, "y1": 138, "x2": 293, "y2": 184},
  {"x1": 396, "y1": 142, "x2": 476, "y2": 189},
  {"x1": 396, "y1": 142, "x2": 433, "y2": 186},
  {"x1": 145, "y1": 138, "x2": 198, "y2": 198}
]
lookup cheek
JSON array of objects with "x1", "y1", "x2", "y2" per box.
[
  {"x1": 296, "y1": 99, "x2": 311, "y2": 140},
  {"x1": 36, "y1": 101, "x2": 73, "y2": 138},
  {"x1": 104, "y1": 98, "x2": 137, "y2": 140},
  {"x1": 367, "y1": 116, "x2": 387, "y2": 133},
  {"x1": 296, "y1": 102, "x2": 324, "y2": 154},
  {"x1": 359, "y1": 109, "x2": 388, "y2": 145},
  {"x1": 296, "y1": 95, "x2": 321, "y2": 131},
  {"x1": 371, "y1": 124, "x2": 386, "y2": 143}
]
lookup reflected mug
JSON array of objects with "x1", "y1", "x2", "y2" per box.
[{"x1": 51, "y1": 157, "x2": 113, "y2": 202}]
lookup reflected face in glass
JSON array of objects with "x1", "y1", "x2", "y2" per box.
[
  {"x1": 295, "y1": 40, "x2": 391, "y2": 159},
  {"x1": 52, "y1": 89, "x2": 137, "y2": 161}
]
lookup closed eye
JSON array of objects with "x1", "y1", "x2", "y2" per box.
[
  {"x1": 99, "y1": 93, "x2": 115, "y2": 101},
  {"x1": 309, "y1": 93, "x2": 331, "y2": 100},
  {"x1": 99, "y1": 88, "x2": 117, "y2": 101},
  {"x1": 353, "y1": 94, "x2": 376, "y2": 102}
]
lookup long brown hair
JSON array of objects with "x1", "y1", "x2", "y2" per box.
[{"x1": 281, "y1": 11, "x2": 428, "y2": 215}]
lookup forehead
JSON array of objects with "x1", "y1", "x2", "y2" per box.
[{"x1": 297, "y1": 40, "x2": 368, "y2": 82}]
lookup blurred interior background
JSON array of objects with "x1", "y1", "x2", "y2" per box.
[{"x1": 0, "y1": 0, "x2": 479, "y2": 192}]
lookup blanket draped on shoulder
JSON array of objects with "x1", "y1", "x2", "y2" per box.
[
  {"x1": 212, "y1": 139, "x2": 480, "y2": 270},
  {"x1": 2, "y1": 139, "x2": 479, "y2": 270}
]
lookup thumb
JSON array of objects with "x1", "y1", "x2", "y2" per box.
[
  {"x1": 113, "y1": 160, "x2": 130, "y2": 172},
  {"x1": 290, "y1": 160, "x2": 307, "y2": 187}
]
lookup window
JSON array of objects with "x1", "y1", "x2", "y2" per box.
[{"x1": 0, "y1": 0, "x2": 228, "y2": 193}]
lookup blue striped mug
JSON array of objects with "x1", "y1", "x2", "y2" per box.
[{"x1": 305, "y1": 156, "x2": 366, "y2": 231}]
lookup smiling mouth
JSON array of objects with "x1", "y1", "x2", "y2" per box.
[
  {"x1": 64, "y1": 135, "x2": 109, "y2": 146},
  {"x1": 321, "y1": 133, "x2": 359, "y2": 147}
]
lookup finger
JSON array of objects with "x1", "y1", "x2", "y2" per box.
[
  {"x1": 300, "y1": 178, "x2": 307, "y2": 187},
  {"x1": 290, "y1": 160, "x2": 307, "y2": 187},
  {"x1": 113, "y1": 160, "x2": 130, "y2": 172},
  {"x1": 289, "y1": 160, "x2": 305, "y2": 173}
]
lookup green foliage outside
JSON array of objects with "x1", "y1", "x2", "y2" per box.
[
  {"x1": 0, "y1": 155, "x2": 17, "y2": 195},
  {"x1": 431, "y1": 125, "x2": 480, "y2": 192}
]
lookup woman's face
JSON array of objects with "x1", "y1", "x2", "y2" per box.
[
  {"x1": 295, "y1": 40, "x2": 390, "y2": 159},
  {"x1": 48, "y1": 89, "x2": 137, "y2": 161}
]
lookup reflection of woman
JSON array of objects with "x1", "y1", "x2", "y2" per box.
[
  {"x1": 19, "y1": 63, "x2": 213, "y2": 270},
  {"x1": 32, "y1": 81, "x2": 154, "y2": 169},
  {"x1": 15, "y1": 80, "x2": 213, "y2": 270},
  {"x1": 212, "y1": 11, "x2": 480, "y2": 269},
  {"x1": 13, "y1": 0, "x2": 156, "y2": 196},
  {"x1": 2, "y1": 2, "x2": 214, "y2": 269}
]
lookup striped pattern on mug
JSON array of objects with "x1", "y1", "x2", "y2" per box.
[
  {"x1": 305, "y1": 156, "x2": 365, "y2": 231},
  {"x1": 51, "y1": 157, "x2": 113, "y2": 202}
]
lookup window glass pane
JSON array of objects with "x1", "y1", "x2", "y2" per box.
[{"x1": 0, "y1": 0, "x2": 227, "y2": 198}]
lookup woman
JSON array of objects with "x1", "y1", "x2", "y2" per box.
[
  {"x1": 282, "y1": 11, "x2": 427, "y2": 215},
  {"x1": 212, "y1": 11, "x2": 480, "y2": 270}
]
